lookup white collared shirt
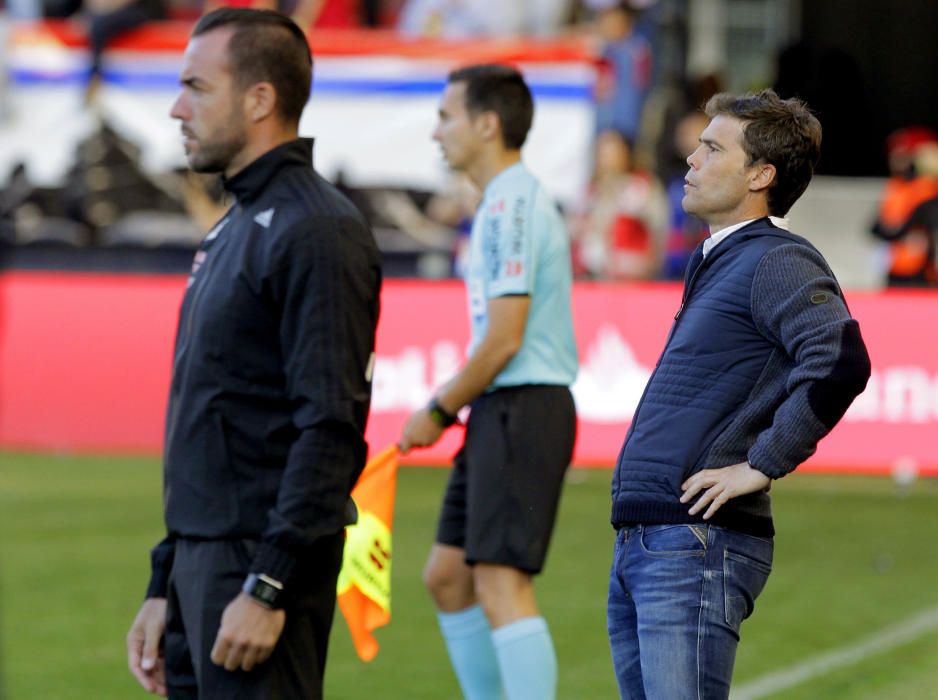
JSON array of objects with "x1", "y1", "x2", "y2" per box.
[{"x1": 703, "y1": 216, "x2": 790, "y2": 258}]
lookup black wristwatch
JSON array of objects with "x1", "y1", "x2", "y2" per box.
[
  {"x1": 427, "y1": 398, "x2": 458, "y2": 428},
  {"x1": 242, "y1": 573, "x2": 284, "y2": 609}
]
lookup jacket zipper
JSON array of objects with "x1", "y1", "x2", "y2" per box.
[
  {"x1": 674, "y1": 255, "x2": 708, "y2": 320},
  {"x1": 166, "y1": 219, "x2": 231, "y2": 446},
  {"x1": 172, "y1": 214, "x2": 233, "y2": 374},
  {"x1": 165, "y1": 263, "x2": 213, "y2": 451},
  {"x1": 615, "y1": 254, "x2": 709, "y2": 494},
  {"x1": 173, "y1": 256, "x2": 213, "y2": 374}
]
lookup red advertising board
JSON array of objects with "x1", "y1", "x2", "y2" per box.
[{"x1": 1, "y1": 271, "x2": 935, "y2": 475}]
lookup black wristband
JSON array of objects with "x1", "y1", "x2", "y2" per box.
[{"x1": 427, "y1": 398, "x2": 458, "y2": 428}]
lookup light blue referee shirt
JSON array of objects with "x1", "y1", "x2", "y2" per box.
[{"x1": 466, "y1": 162, "x2": 578, "y2": 388}]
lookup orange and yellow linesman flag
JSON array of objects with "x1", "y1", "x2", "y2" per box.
[{"x1": 337, "y1": 444, "x2": 400, "y2": 662}]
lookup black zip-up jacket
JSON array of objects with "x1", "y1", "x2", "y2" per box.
[{"x1": 146, "y1": 139, "x2": 381, "y2": 597}]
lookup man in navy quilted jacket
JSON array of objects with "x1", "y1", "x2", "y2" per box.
[{"x1": 607, "y1": 90, "x2": 871, "y2": 699}]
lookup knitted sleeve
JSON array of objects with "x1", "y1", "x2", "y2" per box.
[{"x1": 748, "y1": 244, "x2": 871, "y2": 478}]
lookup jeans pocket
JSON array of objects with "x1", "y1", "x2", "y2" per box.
[
  {"x1": 640, "y1": 524, "x2": 707, "y2": 557},
  {"x1": 723, "y1": 548, "x2": 772, "y2": 631}
]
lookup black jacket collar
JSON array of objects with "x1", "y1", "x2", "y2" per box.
[{"x1": 222, "y1": 137, "x2": 313, "y2": 204}]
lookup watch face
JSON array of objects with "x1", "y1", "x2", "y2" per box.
[
  {"x1": 245, "y1": 574, "x2": 283, "y2": 608},
  {"x1": 255, "y1": 582, "x2": 278, "y2": 605}
]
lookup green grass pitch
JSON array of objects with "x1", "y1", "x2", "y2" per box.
[{"x1": 1, "y1": 452, "x2": 937, "y2": 699}]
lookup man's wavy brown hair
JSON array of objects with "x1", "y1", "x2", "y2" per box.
[{"x1": 705, "y1": 89, "x2": 822, "y2": 216}]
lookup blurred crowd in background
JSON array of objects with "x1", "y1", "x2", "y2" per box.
[
  {"x1": 1, "y1": 0, "x2": 937, "y2": 287},
  {"x1": 870, "y1": 128, "x2": 938, "y2": 287}
]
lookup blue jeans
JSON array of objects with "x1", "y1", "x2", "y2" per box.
[{"x1": 607, "y1": 524, "x2": 773, "y2": 699}]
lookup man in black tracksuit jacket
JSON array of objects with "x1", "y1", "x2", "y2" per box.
[{"x1": 126, "y1": 10, "x2": 381, "y2": 699}]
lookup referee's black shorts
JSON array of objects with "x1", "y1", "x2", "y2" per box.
[{"x1": 435, "y1": 384, "x2": 577, "y2": 574}]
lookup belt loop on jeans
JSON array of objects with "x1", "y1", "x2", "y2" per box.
[{"x1": 618, "y1": 525, "x2": 638, "y2": 543}]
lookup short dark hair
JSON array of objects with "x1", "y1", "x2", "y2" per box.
[
  {"x1": 705, "y1": 89, "x2": 822, "y2": 216},
  {"x1": 448, "y1": 64, "x2": 534, "y2": 150},
  {"x1": 192, "y1": 8, "x2": 312, "y2": 125}
]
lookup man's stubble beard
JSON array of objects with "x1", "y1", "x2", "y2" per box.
[{"x1": 188, "y1": 113, "x2": 248, "y2": 175}]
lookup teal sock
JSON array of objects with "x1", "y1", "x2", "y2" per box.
[
  {"x1": 492, "y1": 617, "x2": 557, "y2": 700},
  {"x1": 438, "y1": 605, "x2": 504, "y2": 700}
]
